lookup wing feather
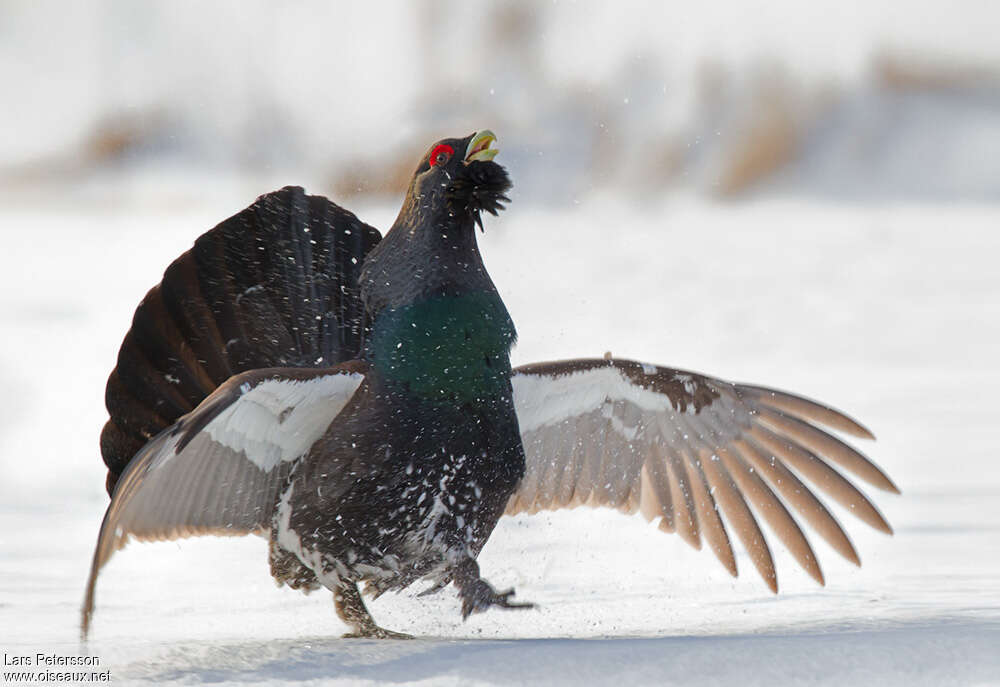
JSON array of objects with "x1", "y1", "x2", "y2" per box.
[
  {"x1": 557, "y1": 426, "x2": 584, "y2": 508},
  {"x1": 720, "y1": 445, "x2": 824, "y2": 585},
  {"x1": 616, "y1": 402, "x2": 646, "y2": 513},
  {"x1": 510, "y1": 358, "x2": 895, "y2": 592},
  {"x1": 638, "y1": 464, "x2": 664, "y2": 523},
  {"x1": 700, "y1": 447, "x2": 777, "y2": 591},
  {"x1": 82, "y1": 364, "x2": 365, "y2": 637},
  {"x1": 576, "y1": 414, "x2": 604, "y2": 506},
  {"x1": 746, "y1": 425, "x2": 892, "y2": 534},
  {"x1": 642, "y1": 447, "x2": 675, "y2": 531},
  {"x1": 681, "y1": 448, "x2": 737, "y2": 576},
  {"x1": 754, "y1": 406, "x2": 899, "y2": 493},
  {"x1": 738, "y1": 436, "x2": 861, "y2": 566},
  {"x1": 531, "y1": 426, "x2": 563, "y2": 514},
  {"x1": 738, "y1": 384, "x2": 875, "y2": 439},
  {"x1": 663, "y1": 445, "x2": 701, "y2": 547}
]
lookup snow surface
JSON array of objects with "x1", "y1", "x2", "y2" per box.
[{"x1": 1, "y1": 191, "x2": 999, "y2": 685}]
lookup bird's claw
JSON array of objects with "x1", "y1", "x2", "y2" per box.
[{"x1": 460, "y1": 581, "x2": 536, "y2": 620}]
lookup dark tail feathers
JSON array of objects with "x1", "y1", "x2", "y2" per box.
[{"x1": 100, "y1": 186, "x2": 382, "y2": 494}]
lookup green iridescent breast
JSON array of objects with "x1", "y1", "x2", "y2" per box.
[{"x1": 367, "y1": 291, "x2": 517, "y2": 404}]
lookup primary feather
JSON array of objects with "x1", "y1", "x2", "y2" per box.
[{"x1": 507, "y1": 358, "x2": 895, "y2": 592}]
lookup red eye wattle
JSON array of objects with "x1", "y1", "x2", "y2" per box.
[{"x1": 430, "y1": 144, "x2": 454, "y2": 166}]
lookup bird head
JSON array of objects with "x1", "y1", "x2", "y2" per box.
[
  {"x1": 405, "y1": 130, "x2": 512, "y2": 231},
  {"x1": 360, "y1": 131, "x2": 513, "y2": 315}
]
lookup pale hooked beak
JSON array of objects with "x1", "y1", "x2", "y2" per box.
[{"x1": 465, "y1": 130, "x2": 499, "y2": 163}]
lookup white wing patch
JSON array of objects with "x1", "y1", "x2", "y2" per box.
[
  {"x1": 512, "y1": 364, "x2": 689, "y2": 434},
  {"x1": 205, "y1": 373, "x2": 364, "y2": 471}
]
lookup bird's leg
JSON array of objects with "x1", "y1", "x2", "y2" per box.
[
  {"x1": 452, "y1": 557, "x2": 536, "y2": 620},
  {"x1": 334, "y1": 582, "x2": 412, "y2": 639}
]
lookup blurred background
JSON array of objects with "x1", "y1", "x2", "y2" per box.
[
  {"x1": 2, "y1": 3, "x2": 1000, "y2": 680},
  {"x1": 2, "y1": 0, "x2": 1000, "y2": 206}
]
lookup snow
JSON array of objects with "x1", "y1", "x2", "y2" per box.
[{"x1": 1, "y1": 189, "x2": 998, "y2": 685}]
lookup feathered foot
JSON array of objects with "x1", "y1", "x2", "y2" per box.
[
  {"x1": 334, "y1": 582, "x2": 413, "y2": 639},
  {"x1": 453, "y1": 558, "x2": 536, "y2": 620}
]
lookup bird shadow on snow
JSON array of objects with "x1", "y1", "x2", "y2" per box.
[{"x1": 120, "y1": 616, "x2": 1000, "y2": 686}]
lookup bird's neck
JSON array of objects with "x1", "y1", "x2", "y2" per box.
[
  {"x1": 365, "y1": 289, "x2": 516, "y2": 405},
  {"x1": 360, "y1": 204, "x2": 517, "y2": 404},
  {"x1": 360, "y1": 211, "x2": 493, "y2": 312}
]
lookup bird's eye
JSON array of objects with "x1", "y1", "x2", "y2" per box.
[{"x1": 430, "y1": 144, "x2": 453, "y2": 167}]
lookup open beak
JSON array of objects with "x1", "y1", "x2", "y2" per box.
[{"x1": 464, "y1": 130, "x2": 499, "y2": 163}]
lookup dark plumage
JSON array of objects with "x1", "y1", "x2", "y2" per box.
[{"x1": 83, "y1": 131, "x2": 899, "y2": 639}]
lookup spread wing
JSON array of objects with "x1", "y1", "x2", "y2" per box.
[
  {"x1": 508, "y1": 358, "x2": 898, "y2": 592},
  {"x1": 82, "y1": 363, "x2": 366, "y2": 636}
]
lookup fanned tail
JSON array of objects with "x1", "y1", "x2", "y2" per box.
[{"x1": 100, "y1": 186, "x2": 382, "y2": 494}]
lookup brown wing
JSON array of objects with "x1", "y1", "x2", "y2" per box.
[
  {"x1": 82, "y1": 363, "x2": 367, "y2": 637},
  {"x1": 508, "y1": 358, "x2": 897, "y2": 592}
]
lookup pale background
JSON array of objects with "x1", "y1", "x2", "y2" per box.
[{"x1": 1, "y1": 1, "x2": 998, "y2": 685}]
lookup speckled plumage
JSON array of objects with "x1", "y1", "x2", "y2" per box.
[{"x1": 272, "y1": 140, "x2": 524, "y2": 611}]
